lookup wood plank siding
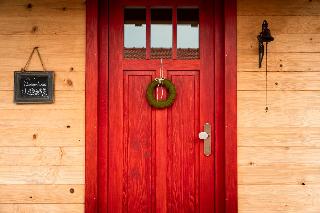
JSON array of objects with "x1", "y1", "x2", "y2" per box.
[
  {"x1": 0, "y1": 0, "x2": 318, "y2": 212},
  {"x1": 0, "y1": 0, "x2": 85, "y2": 212},
  {"x1": 238, "y1": 0, "x2": 320, "y2": 212}
]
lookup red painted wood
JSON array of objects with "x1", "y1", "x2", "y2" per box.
[
  {"x1": 85, "y1": 0, "x2": 98, "y2": 212},
  {"x1": 123, "y1": 73, "x2": 155, "y2": 212},
  {"x1": 108, "y1": 1, "x2": 123, "y2": 212},
  {"x1": 108, "y1": 0, "x2": 215, "y2": 212},
  {"x1": 224, "y1": 0, "x2": 238, "y2": 212},
  {"x1": 155, "y1": 88, "x2": 167, "y2": 213},
  {"x1": 123, "y1": 60, "x2": 200, "y2": 70},
  {"x1": 214, "y1": 0, "x2": 226, "y2": 212},
  {"x1": 167, "y1": 72, "x2": 200, "y2": 212},
  {"x1": 86, "y1": 0, "x2": 238, "y2": 212},
  {"x1": 98, "y1": 0, "x2": 109, "y2": 212},
  {"x1": 199, "y1": 0, "x2": 215, "y2": 212}
]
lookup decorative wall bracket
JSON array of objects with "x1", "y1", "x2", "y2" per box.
[{"x1": 257, "y1": 20, "x2": 274, "y2": 112}]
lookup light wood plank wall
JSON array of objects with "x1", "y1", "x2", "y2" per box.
[
  {"x1": 0, "y1": 0, "x2": 85, "y2": 212},
  {"x1": 238, "y1": 0, "x2": 320, "y2": 212},
  {"x1": 1, "y1": 0, "x2": 319, "y2": 212}
]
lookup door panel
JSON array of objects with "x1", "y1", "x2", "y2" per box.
[
  {"x1": 124, "y1": 72, "x2": 155, "y2": 213},
  {"x1": 167, "y1": 72, "x2": 200, "y2": 213}
]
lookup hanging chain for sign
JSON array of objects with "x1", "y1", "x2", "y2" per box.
[
  {"x1": 22, "y1": 46, "x2": 47, "y2": 71},
  {"x1": 146, "y1": 59, "x2": 176, "y2": 109},
  {"x1": 14, "y1": 47, "x2": 54, "y2": 104}
]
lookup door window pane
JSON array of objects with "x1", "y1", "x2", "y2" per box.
[
  {"x1": 177, "y1": 8, "x2": 199, "y2": 59},
  {"x1": 124, "y1": 8, "x2": 146, "y2": 59},
  {"x1": 151, "y1": 8, "x2": 172, "y2": 59}
]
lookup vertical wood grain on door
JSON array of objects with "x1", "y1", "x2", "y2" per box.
[{"x1": 108, "y1": 0, "x2": 215, "y2": 212}]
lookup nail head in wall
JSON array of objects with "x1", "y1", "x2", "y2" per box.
[
  {"x1": 32, "y1": 134, "x2": 37, "y2": 140},
  {"x1": 70, "y1": 188, "x2": 75, "y2": 193},
  {"x1": 67, "y1": 125, "x2": 71, "y2": 128},
  {"x1": 26, "y1": 3, "x2": 32, "y2": 9},
  {"x1": 70, "y1": 67, "x2": 74, "y2": 72}
]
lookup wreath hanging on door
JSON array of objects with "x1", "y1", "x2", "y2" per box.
[
  {"x1": 146, "y1": 78, "x2": 176, "y2": 109},
  {"x1": 146, "y1": 59, "x2": 176, "y2": 109}
]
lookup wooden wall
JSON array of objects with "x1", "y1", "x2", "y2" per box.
[
  {"x1": 1, "y1": 0, "x2": 319, "y2": 212},
  {"x1": 0, "y1": 0, "x2": 85, "y2": 212},
  {"x1": 238, "y1": 0, "x2": 320, "y2": 212}
]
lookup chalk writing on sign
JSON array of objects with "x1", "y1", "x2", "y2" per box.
[{"x1": 20, "y1": 76, "x2": 48, "y2": 97}]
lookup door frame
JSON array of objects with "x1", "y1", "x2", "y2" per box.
[{"x1": 85, "y1": 0, "x2": 237, "y2": 212}]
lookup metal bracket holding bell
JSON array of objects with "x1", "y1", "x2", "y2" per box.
[{"x1": 257, "y1": 20, "x2": 274, "y2": 112}]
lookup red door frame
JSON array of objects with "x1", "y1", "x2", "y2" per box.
[{"x1": 85, "y1": 0, "x2": 237, "y2": 212}]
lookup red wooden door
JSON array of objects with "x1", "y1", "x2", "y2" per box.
[{"x1": 108, "y1": 0, "x2": 215, "y2": 212}]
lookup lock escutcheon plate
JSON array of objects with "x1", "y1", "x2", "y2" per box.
[{"x1": 201, "y1": 123, "x2": 211, "y2": 156}]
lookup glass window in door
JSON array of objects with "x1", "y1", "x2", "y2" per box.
[
  {"x1": 177, "y1": 8, "x2": 199, "y2": 59},
  {"x1": 124, "y1": 8, "x2": 146, "y2": 59},
  {"x1": 151, "y1": 8, "x2": 172, "y2": 59}
]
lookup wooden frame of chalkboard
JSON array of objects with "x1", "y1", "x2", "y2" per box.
[{"x1": 14, "y1": 71, "x2": 54, "y2": 104}]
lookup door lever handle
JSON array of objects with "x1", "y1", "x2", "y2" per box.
[{"x1": 199, "y1": 123, "x2": 211, "y2": 156}]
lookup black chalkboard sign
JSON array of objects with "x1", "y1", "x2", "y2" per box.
[{"x1": 14, "y1": 71, "x2": 54, "y2": 103}]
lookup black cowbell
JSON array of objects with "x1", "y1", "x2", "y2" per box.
[{"x1": 259, "y1": 20, "x2": 274, "y2": 42}]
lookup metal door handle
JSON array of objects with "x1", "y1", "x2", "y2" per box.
[{"x1": 199, "y1": 123, "x2": 211, "y2": 156}]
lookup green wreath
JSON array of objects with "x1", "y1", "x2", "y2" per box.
[{"x1": 146, "y1": 79, "x2": 176, "y2": 109}]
